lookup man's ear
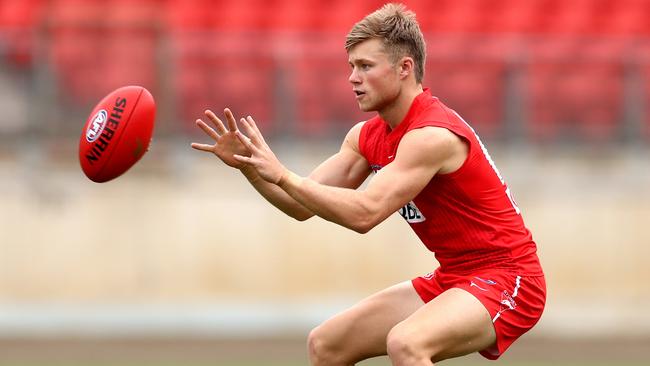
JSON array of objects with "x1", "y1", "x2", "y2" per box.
[{"x1": 399, "y1": 57, "x2": 415, "y2": 79}]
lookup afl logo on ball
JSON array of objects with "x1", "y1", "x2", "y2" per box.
[{"x1": 86, "y1": 109, "x2": 108, "y2": 142}]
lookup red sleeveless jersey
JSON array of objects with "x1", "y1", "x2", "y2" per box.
[{"x1": 359, "y1": 89, "x2": 543, "y2": 275}]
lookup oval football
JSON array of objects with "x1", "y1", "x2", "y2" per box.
[{"x1": 78, "y1": 86, "x2": 155, "y2": 183}]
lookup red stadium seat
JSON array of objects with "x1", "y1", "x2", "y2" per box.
[
  {"x1": 400, "y1": 0, "x2": 437, "y2": 31},
  {"x1": 289, "y1": 34, "x2": 368, "y2": 135},
  {"x1": 0, "y1": 0, "x2": 45, "y2": 66},
  {"x1": 265, "y1": 0, "x2": 323, "y2": 31},
  {"x1": 320, "y1": 0, "x2": 385, "y2": 32},
  {"x1": 0, "y1": 0, "x2": 158, "y2": 110},
  {"x1": 105, "y1": 0, "x2": 161, "y2": 26},
  {"x1": 35, "y1": 0, "x2": 645, "y2": 141},
  {"x1": 48, "y1": 27, "x2": 107, "y2": 103},
  {"x1": 526, "y1": 39, "x2": 625, "y2": 142},
  {"x1": 102, "y1": 0, "x2": 160, "y2": 94},
  {"x1": 427, "y1": 0, "x2": 485, "y2": 34},
  {"x1": 426, "y1": 60, "x2": 506, "y2": 139},
  {"x1": 46, "y1": 0, "x2": 104, "y2": 101},
  {"x1": 101, "y1": 28, "x2": 158, "y2": 92},
  {"x1": 0, "y1": 0, "x2": 44, "y2": 31},
  {"x1": 171, "y1": 32, "x2": 275, "y2": 132},
  {"x1": 47, "y1": 0, "x2": 105, "y2": 25},
  {"x1": 483, "y1": 0, "x2": 547, "y2": 34},
  {"x1": 209, "y1": 0, "x2": 266, "y2": 31},
  {"x1": 425, "y1": 36, "x2": 507, "y2": 139},
  {"x1": 597, "y1": 0, "x2": 650, "y2": 36},
  {"x1": 164, "y1": 0, "x2": 212, "y2": 30},
  {"x1": 542, "y1": 0, "x2": 598, "y2": 36},
  {"x1": 46, "y1": 0, "x2": 160, "y2": 103}
]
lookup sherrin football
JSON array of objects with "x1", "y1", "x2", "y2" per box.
[{"x1": 79, "y1": 86, "x2": 155, "y2": 182}]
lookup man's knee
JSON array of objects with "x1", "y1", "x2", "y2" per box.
[
  {"x1": 386, "y1": 325, "x2": 432, "y2": 365},
  {"x1": 308, "y1": 325, "x2": 347, "y2": 366}
]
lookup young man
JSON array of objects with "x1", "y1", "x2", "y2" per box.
[{"x1": 191, "y1": 3, "x2": 545, "y2": 365}]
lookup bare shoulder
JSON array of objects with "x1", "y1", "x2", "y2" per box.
[
  {"x1": 398, "y1": 126, "x2": 468, "y2": 174},
  {"x1": 342, "y1": 121, "x2": 367, "y2": 153},
  {"x1": 308, "y1": 121, "x2": 370, "y2": 188}
]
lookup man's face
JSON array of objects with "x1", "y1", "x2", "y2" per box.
[{"x1": 347, "y1": 38, "x2": 401, "y2": 112}]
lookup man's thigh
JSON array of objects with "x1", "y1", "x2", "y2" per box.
[
  {"x1": 390, "y1": 287, "x2": 496, "y2": 363},
  {"x1": 312, "y1": 281, "x2": 425, "y2": 362}
]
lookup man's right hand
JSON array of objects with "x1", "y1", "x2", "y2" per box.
[{"x1": 191, "y1": 108, "x2": 251, "y2": 169}]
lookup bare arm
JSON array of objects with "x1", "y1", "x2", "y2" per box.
[
  {"x1": 191, "y1": 110, "x2": 370, "y2": 221},
  {"x1": 238, "y1": 120, "x2": 370, "y2": 221},
  {"x1": 235, "y1": 122, "x2": 465, "y2": 233}
]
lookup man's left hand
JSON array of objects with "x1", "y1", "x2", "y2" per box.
[{"x1": 233, "y1": 116, "x2": 288, "y2": 185}]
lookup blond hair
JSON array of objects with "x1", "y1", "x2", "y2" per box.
[{"x1": 345, "y1": 3, "x2": 426, "y2": 83}]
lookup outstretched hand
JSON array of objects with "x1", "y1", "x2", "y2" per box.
[
  {"x1": 190, "y1": 108, "x2": 250, "y2": 169},
  {"x1": 233, "y1": 116, "x2": 288, "y2": 185}
]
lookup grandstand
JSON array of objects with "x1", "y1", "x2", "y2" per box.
[{"x1": 1, "y1": 0, "x2": 649, "y2": 141}]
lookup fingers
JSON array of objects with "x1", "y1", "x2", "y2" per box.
[
  {"x1": 239, "y1": 117, "x2": 266, "y2": 147},
  {"x1": 196, "y1": 119, "x2": 221, "y2": 141},
  {"x1": 204, "y1": 110, "x2": 228, "y2": 135},
  {"x1": 224, "y1": 108, "x2": 239, "y2": 132},
  {"x1": 233, "y1": 154, "x2": 251, "y2": 164},
  {"x1": 190, "y1": 142, "x2": 214, "y2": 152},
  {"x1": 246, "y1": 116, "x2": 265, "y2": 143},
  {"x1": 235, "y1": 129, "x2": 255, "y2": 151}
]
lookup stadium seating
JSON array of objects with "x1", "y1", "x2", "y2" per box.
[
  {"x1": 288, "y1": 35, "x2": 369, "y2": 135},
  {"x1": 45, "y1": 0, "x2": 160, "y2": 104},
  {"x1": 599, "y1": 0, "x2": 650, "y2": 36},
  {"x1": 170, "y1": 31, "x2": 275, "y2": 132},
  {"x1": 425, "y1": 35, "x2": 508, "y2": 139},
  {"x1": 2, "y1": 0, "x2": 648, "y2": 141},
  {"x1": 526, "y1": 38, "x2": 626, "y2": 142},
  {"x1": 0, "y1": 0, "x2": 45, "y2": 66}
]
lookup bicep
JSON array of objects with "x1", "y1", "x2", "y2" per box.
[
  {"x1": 361, "y1": 128, "x2": 457, "y2": 221},
  {"x1": 308, "y1": 122, "x2": 371, "y2": 189}
]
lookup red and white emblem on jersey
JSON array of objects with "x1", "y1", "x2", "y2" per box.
[{"x1": 399, "y1": 201, "x2": 426, "y2": 223}]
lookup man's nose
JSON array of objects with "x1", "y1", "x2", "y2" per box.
[{"x1": 349, "y1": 68, "x2": 360, "y2": 84}]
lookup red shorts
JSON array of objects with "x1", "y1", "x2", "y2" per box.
[{"x1": 411, "y1": 268, "x2": 546, "y2": 360}]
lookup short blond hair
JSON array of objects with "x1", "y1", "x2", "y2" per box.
[{"x1": 345, "y1": 3, "x2": 426, "y2": 83}]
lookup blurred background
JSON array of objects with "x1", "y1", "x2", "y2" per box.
[{"x1": 1, "y1": 0, "x2": 649, "y2": 365}]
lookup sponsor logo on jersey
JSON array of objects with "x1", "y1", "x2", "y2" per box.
[{"x1": 399, "y1": 201, "x2": 426, "y2": 223}]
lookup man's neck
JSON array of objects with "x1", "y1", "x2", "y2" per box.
[{"x1": 379, "y1": 84, "x2": 424, "y2": 130}]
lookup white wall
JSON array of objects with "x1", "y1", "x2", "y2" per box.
[{"x1": 1, "y1": 141, "x2": 649, "y2": 338}]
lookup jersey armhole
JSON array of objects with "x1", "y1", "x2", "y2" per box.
[
  {"x1": 408, "y1": 120, "x2": 475, "y2": 177},
  {"x1": 358, "y1": 120, "x2": 370, "y2": 159},
  {"x1": 440, "y1": 130, "x2": 473, "y2": 177}
]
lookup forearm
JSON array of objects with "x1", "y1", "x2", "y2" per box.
[
  {"x1": 240, "y1": 165, "x2": 314, "y2": 221},
  {"x1": 279, "y1": 171, "x2": 380, "y2": 233}
]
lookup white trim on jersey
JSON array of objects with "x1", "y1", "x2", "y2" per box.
[{"x1": 512, "y1": 276, "x2": 521, "y2": 297}]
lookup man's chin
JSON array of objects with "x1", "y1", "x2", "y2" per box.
[{"x1": 357, "y1": 102, "x2": 375, "y2": 112}]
